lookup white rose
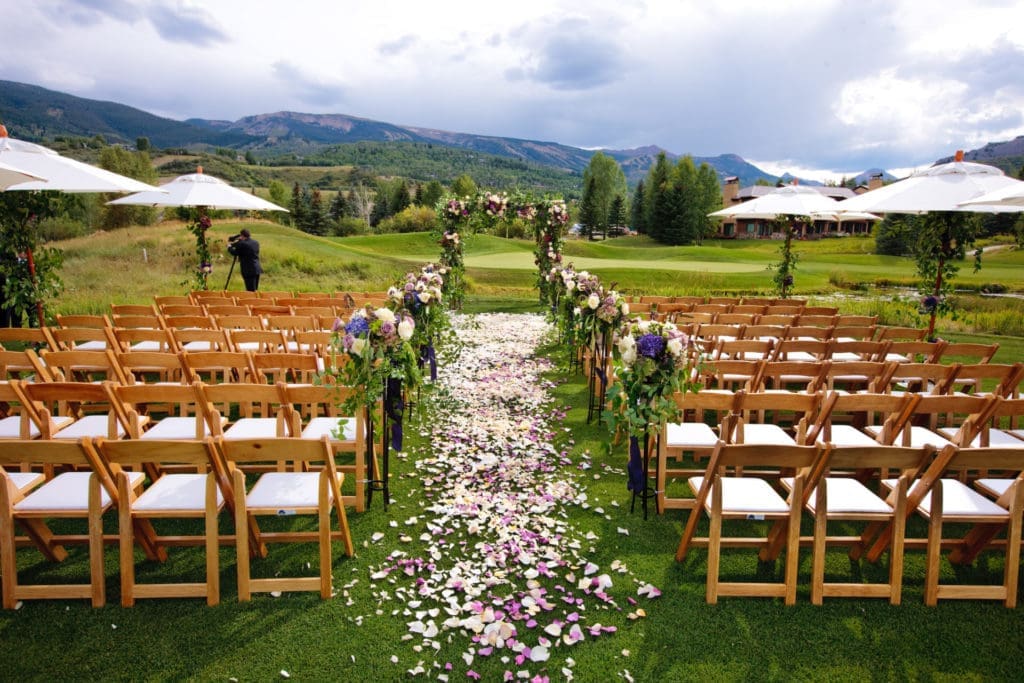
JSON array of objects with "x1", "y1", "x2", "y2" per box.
[
  {"x1": 587, "y1": 293, "x2": 600, "y2": 309},
  {"x1": 622, "y1": 347, "x2": 637, "y2": 365},
  {"x1": 418, "y1": 291, "x2": 432, "y2": 303},
  {"x1": 667, "y1": 338, "x2": 683, "y2": 357},
  {"x1": 375, "y1": 307, "x2": 396, "y2": 324},
  {"x1": 351, "y1": 338, "x2": 367, "y2": 355},
  {"x1": 398, "y1": 318, "x2": 415, "y2": 341},
  {"x1": 617, "y1": 335, "x2": 636, "y2": 355},
  {"x1": 621, "y1": 303, "x2": 630, "y2": 315},
  {"x1": 566, "y1": 282, "x2": 575, "y2": 292},
  {"x1": 637, "y1": 320, "x2": 651, "y2": 333},
  {"x1": 387, "y1": 286, "x2": 400, "y2": 298},
  {"x1": 573, "y1": 307, "x2": 582, "y2": 316}
]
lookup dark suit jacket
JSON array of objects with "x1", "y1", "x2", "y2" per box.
[{"x1": 228, "y1": 237, "x2": 262, "y2": 277}]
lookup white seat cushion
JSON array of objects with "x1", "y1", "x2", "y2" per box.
[
  {"x1": 15, "y1": 470, "x2": 144, "y2": 512},
  {"x1": 7, "y1": 471, "x2": 45, "y2": 493},
  {"x1": 883, "y1": 478, "x2": 1008, "y2": 517},
  {"x1": 181, "y1": 341, "x2": 216, "y2": 352},
  {"x1": 234, "y1": 341, "x2": 260, "y2": 351},
  {"x1": 688, "y1": 476, "x2": 789, "y2": 514},
  {"x1": 738, "y1": 423, "x2": 795, "y2": 446},
  {"x1": 72, "y1": 340, "x2": 107, "y2": 351},
  {"x1": 302, "y1": 416, "x2": 357, "y2": 442},
  {"x1": 141, "y1": 417, "x2": 211, "y2": 440},
  {"x1": 129, "y1": 340, "x2": 165, "y2": 352},
  {"x1": 866, "y1": 425, "x2": 952, "y2": 449},
  {"x1": 665, "y1": 422, "x2": 717, "y2": 449},
  {"x1": 975, "y1": 478, "x2": 1013, "y2": 498},
  {"x1": 816, "y1": 425, "x2": 878, "y2": 447},
  {"x1": 223, "y1": 418, "x2": 281, "y2": 439},
  {"x1": 781, "y1": 476, "x2": 892, "y2": 514},
  {"x1": 938, "y1": 427, "x2": 1024, "y2": 449},
  {"x1": 245, "y1": 471, "x2": 336, "y2": 510},
  {"x1": 133, "y1": 474, "x2": 223, "y2": 512},
  {"x1": 53, "y1": 415, "x2": 128, "y2": 439},
  {"x1": 0, "y1": 415, "x2": 41, "y2": 439}
]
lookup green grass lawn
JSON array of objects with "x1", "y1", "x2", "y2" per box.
[{"x1": 3, "y1": 338, "x2": 1023, "y2": 681}]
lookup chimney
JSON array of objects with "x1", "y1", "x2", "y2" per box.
[
  {"x1": 722, "y1": 176, "x2": 739, "y2": 205},
  {"x1": 868, "y1": 172, "x2": 883, "y2": 191},
  {"x1": 954, "y1": 149, "x2": 965, "y2": 162}
]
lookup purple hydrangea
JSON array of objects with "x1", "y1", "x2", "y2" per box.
[
  {"x1": 636, "y1": 333, "x2": 665, "y2": 359},
  {"x1": 345, "y1": 316, "x2": 370, "y2": 336}
]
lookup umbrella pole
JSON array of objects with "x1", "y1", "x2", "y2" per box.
[{"x1": 25, "y1": 248, "x2": 44, "y2": 328}]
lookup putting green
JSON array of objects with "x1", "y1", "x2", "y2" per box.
[{"x1": 463, "y1": 251, "x2": 764, "y2": 273}]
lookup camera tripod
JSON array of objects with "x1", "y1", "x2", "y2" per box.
[{"x1": 223, "y1": 254, "x2": 238, "y2": 290}]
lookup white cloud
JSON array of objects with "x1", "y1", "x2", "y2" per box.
[{"x1": 2, "y1": 0, "x2": 1024, "y2": 173}]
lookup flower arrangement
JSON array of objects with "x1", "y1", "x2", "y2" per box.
[
  {"x1": 322, "y1": 304, "x2": 422, "y2": 448},
  {"x1": 478, "y1": 191, "x2": 509, "y2": 219},
  {"x1": 607, "y1": 318, "x2": 701, "y2": 492},
  {"x1": 186, "y1": 210, "x2": 214, "y2": 289},
  {"x1": 533, "y1": 198, "x2": 568, "y2": 308},
  {"x1": 438, "y1": 230, "x2": 465, "y2": 310},
  {"x1": 578, "y1": 287, "x2": 629, "y2": 347}
]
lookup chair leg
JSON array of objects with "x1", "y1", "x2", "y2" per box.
[
  {"x1": 319, "y1": 484, "x2": 332, "y2": 600},
  {"x1": 924, "y1": 482, "x2": 943, "y2": 607},
  {"x1": 205, "y1": 474, "x2": 220, "y2": 607},
  {"x1": 118, "y1": 476, "x2": 136, "y2": 608},
  {"x1": 784, "y1": 477, "x2": 803, "y2": 606},
  {"x1": 0, "y1": 486, "x2": 18, "y2": 609},
  {"x1": 233, "y1": 470, "x2": 251, "y2": 602},
  {"x1": 889, "y1": 482, "x2": 908, "y2": 606},
  {"x1": 706, "y1": 480, "x2": 723, "y2": 604},
  {"x1": 810, "y1": 484, "x2": 827, "y2": 606},
  {"x1": 1003, "y1": 484, "x2": 1023, "y2": 608},
  {"x1": 88, "y1": 475, "x2": 105, "y2": 608}
]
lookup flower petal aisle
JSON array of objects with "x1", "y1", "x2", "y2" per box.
[{"x1": 369, "y1": 313, "x2": 652, "y2": 680}]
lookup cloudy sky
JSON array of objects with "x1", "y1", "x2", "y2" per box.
[{"x1": 4, "y1": 0, "x2": 1024, "y2": 181}]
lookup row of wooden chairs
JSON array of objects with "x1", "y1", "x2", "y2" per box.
[
  {"x1": 0, "y1": 434, "x2": 354, "y2": 608},
  {"x1": 628, "y1": 295, "x2": 812, "y2": 309},
  {"x1": 1, "y1": 377, "x2": 368, "y2": 506},
  {"x1": 658, "y1": 390, "x2": 1017, "y2": 510},
  {"x1": 675, "y1": 441, "x2": 1023, "y2": 607}
]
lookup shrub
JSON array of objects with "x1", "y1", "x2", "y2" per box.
[
  {"x1": 376, "y1": 206, "x2": 438, "y2": 234},
  {"x1": 332, "y1": 217, "x2": 367, "y2": 237}
]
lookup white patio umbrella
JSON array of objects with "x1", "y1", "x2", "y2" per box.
[
  {"x1": 107, "y1": 167, "x2": 288, "y2": 212},
  {"x1": 709, "y1": 184, "x2": 841, "y2": 219},
  {"x1": 107, "y1": 167, "x2": 287, "y2": 290},
  {"x1": 0, "y1": 125, "x2": 165, "y2": 326},
  {"x1": 0, "y1": 126, "x2": 162, "y2": 194},
  {"x1": 809, "y1": 210, "x2": 882, "y2": 234},
  {"x1": 0, "y1": 160, "x2": 46, "y2": 190},
  {"x1": 837, "y1": 152, "x2": 1023, "y2": 214},
  {"x1": 957, "y1": 182, "x2": 1024, "y2": 210}
]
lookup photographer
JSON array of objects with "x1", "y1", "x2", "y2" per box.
[{"x1": 226, "y1": 228, "x2": 263, "y2": 292}]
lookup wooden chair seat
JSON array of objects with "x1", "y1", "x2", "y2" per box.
[
  {"x1": 665, "y1": 422, "x2": 718, "y2": 450},
  {"x1": 16, "y1": 470, "x2": 144, "y2": 511},
  {"x1": 222, "y1": 418, "x2": 282, "y2": 439},
  {"x1": 301, "y1": 416, "x2": 359, "y2": 442},
  {"x1": 141, "y1": 417, "x2": 218, "y2": 440},
  {"x1": 886, "y1": 477, "x2": 1007, "y2": 518},
  {"x1": 791, "y1": 476, "x2": 894, "y2": 515}
]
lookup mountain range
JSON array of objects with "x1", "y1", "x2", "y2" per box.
[{"x1": 6, "y1": 78, "x2": 1014, "y2": 190}]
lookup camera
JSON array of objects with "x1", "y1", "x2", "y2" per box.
[{"x1": 227, "y1": 233, "x2": 242, "y2": 243}]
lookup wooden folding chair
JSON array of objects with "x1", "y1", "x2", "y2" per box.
[
  {"x1": 0, "y1": 348, "x2": 51, "y2": 381},
  {"x1": 282, "y1": 383, "x2": 367, "y2": 511},
  {"x1": 49, "y1": 327, "x2": 112, "y2": 352},
  {"x1": 901, "y1": 447, "x2": 1023, "y2": 606},
  {"x1": 805, "y1": 391, "x2": 920, "y2": 448},
  {"x1": 111, "y1": 304, "x2": 159, "y2": 317},
  {"x1": 884, "y1": 339, "x2": 947, "y2": 364},
  {"x1": 12, "y1": 380, "x2": 139, "y2": 441},
  {"x1": 0, "y1": 326, "x2": 57, "y2": 353},
  {"x1": 217, "y1": 435, "x2": 354, "y2": 600},
  {"x1": 823, "y1": 360, "x2": 896, "y2": 393},
  {"x1": 169, "y1": 327, "x2": 233, "y2": 353},
  {"x1": 197, "y1": 381, "x2": 291, "y2": 442},
  {"x1": 883, "y1": 362, "x2": 961, "y2": 396},
  {"x1": 0, "y1": 438, "x2": 145, "y2": 608},
  {"x1": 227, "y1": 329, "x2": 289, "y2": 354},
  {"x1": 251, "y1": 352, "x2": 322, "y2": 386},
  {"x1": 108, "y1": 327, "x2": 176, "y2": 354},
  {"x1": 55, "y1": 314, "x2": 111, "y2": 330},
  {"x1": 658, "y1": 390, "x2": 741, "y2": 512},
  {"x1": 730, "y1": 390, "x2": 821, "y2": 447},
  {"x1": 96, "y1": 437, "x2": 227, "y2": 606},
  {"x1": 950, "y1": 363, "x2": 1023, "y2": 399},
  {"x1": 868, "y1": 393, "x2": 1001, "y2": 450},
  {"x1": 782, "y1": 444, "x2": 936, "y2": 604},
  {"x1": 701, "y1": 359, "x2": 764, "y2": 392},
  {"x1": 675, "y1": 441, "x2": 826, "y2": 604},
  {"x1": 107, "y1": 381, "x2": 222, "y2": 442},
  {"x1": 877, "y1": 326, "x2": 926, "y2": 341},
  {"x1": 115, "y1": 349, "x2": 185, "y2": 385},
  {"x1": 0, "y1": 380, "x2": 50, "y2": 439},
  {"x1": 39, "y1": 348, "x2": 127, "y2": 384},
  {"x1": 179, "y1": 350, "x2": 257, "y2": 384},
  {"x1": 758, "y1": 360, "x2": 828, "y2": 394}
]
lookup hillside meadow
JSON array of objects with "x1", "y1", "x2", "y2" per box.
[{"x1": 52, "y1": 221, "x2": 1024, "y2": 345}]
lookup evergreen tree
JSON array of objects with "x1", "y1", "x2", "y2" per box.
[
  {"x1": 390, "y1": 178, "x2": 412, "y2": 215},
  {"x1": 413, "y1": 184, "x2": 425, "y2": 206},
  {"x1": 695, "y1": 163, "x2": 722, "y2": 243},
  {"x1": 306, "y1": 189, "x2": 328, "y2": 235},
  {"x1": 577, "y1": 176, "x2": 600, "y2": 240},
  {"x1": 631, "y1": 180, "x2": 647, "y2": 235},
  {"x1": 290, "y1": 182, "x2": 306, "y2": 229},
  {"x1": 369, "y1": 189, "x2": 389, "y2": 227},
  {"x1": 329, "y1": 190, "x2": 348, "y2": 222},
  {"x1": 608, "y1": 195, "x2": 627, "y2": 233},
  {"x1": 581, "y1": 152, "x2": 627, "y2": 238},
  {"x1": 645, "y1": 153, "x2": 673, "y2": 242}
]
